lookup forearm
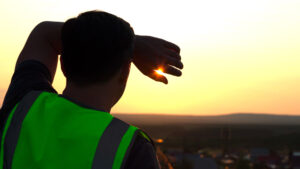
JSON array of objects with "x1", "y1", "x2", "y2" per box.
[
  {"x1": 17, "y1": 21, "x2": 142, "y2": 82},
  {"x1": 15, "y1": 21, "x2": 182, "y2": 85},
  {"x1": 16, "y1": 21, "x2": 63, "y2": 81}
]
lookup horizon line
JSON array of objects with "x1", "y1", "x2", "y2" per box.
[{"x1": 112, "y1": 112, "x2": 300, "y2": 117}]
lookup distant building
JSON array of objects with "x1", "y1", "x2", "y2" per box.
[
  {"x1": 166, "y1": 152, "x2": 218, "y2": 169},
  {"x1": 291, "y1": 151, "x2": 300, "y2": 169},
  {"x1": 250, "y1": 148, "x2": 270, "y2": 161},
  {"x1": 193, "y1": 158, "x2": 218, "y2": 169},
  {"x1": 257, "y1": 155, "x2": 281, "y2": 169}
]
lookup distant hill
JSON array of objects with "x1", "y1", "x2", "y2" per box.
[{"x1": 113, "y1": 113, "x2": 300, "y2": 125}]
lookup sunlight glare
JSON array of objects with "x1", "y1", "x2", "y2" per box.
[{"x1": 154, "y1": 68, "x2": 165, "y2": 76}]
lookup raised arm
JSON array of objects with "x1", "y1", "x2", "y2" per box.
[
  {"x1": 16, "y1": 22, "x2": 183, "y2": 84},
  {"x1": 16, "y1": 21, "x2": 63, "y2": 82}
]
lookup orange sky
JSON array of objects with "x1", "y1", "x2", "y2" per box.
[{"x1": 0, "y1": 0, "x2": 299, "y2": 115}]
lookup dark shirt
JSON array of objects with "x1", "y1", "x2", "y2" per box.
[{"x1": 0, "y1": 60, "x2": 160, "y2": 169}]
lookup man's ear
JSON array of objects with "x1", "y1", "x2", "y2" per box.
[{"x1": 119, "y1": 60, "x2": 131, "y2": 85}]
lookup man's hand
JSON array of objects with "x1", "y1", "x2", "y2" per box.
[{"x1": 133, "y1": 35, "x2": 183, "y2": 84}]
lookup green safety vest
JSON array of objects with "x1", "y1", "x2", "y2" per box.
[{"x1": 0, "y1": 91, "x2": 151, "y2": 169}]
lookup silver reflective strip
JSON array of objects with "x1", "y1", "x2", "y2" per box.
[
  {"x1": 4, "y1": 91, "x2": 42, "y2": 169},
  {"x1": 92, "y1": 118, "x2": 129, "y2": 169}
]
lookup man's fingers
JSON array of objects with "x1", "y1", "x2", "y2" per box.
[
  {"x1": 166, "y1": 50, "x2": 181, "y2": 60},
  {"x1": 164, "y1": 41, "x2": 180, "y2": 53},
  {"x1": 150, "y1": 72, "x2": 168, "y2": 84},
  {"x1": 164, "y1": 56, "x2": 184, "y2": 69},
  {"x1": 164, "y1": 65, "x2": 182, "y2": 77}
]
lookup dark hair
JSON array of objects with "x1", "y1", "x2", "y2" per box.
[{"x1": 61, "y1": 10, "x2": 134, "y2": 85}]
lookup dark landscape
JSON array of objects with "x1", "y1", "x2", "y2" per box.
[{"x1": 114, "y1": 113, "x2": 300, "y2": 169}]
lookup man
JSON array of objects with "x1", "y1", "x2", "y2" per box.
[{"x1": 0, "y1": 11, "x2": 183, "y2": 169}]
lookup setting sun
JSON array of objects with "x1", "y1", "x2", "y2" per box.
[{"x1": 154, "y1": 68, "x2": 165, "y2": 76}]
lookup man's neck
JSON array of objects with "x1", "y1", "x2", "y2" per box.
[{"x1": 62, "y1": 83, "x2": 113, "y2": 113}]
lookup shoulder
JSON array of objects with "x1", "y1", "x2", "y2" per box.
[
  {"x1": 0, "y1": 60, "x2": 56, "y2": 140},
  {"x1": 123, "y1": 132, "x2": 160, "y2": 169},
  {"x1": 2, "y1": 60, "x2": 56, "y2": 107}
]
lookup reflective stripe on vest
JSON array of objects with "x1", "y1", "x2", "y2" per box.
[{"x1": 0, "y1": 91, "x2": 149, "y2": 169}]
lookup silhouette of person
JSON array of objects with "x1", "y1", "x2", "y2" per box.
[{"x1": 0, "y1": 10, "x2": 183, "y2": 169}]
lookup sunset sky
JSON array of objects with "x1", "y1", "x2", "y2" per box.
[{"x1": 0, "y1": 0, "x2": 299, "y2": 115}]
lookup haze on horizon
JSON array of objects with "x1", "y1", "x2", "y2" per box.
[{"x1": 0, "y1": 0, "x2": 299, "y2": 115}]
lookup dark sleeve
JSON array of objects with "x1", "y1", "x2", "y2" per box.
[
  {"x1": 0, "y1": 60, "x2": 57, "y2": 138},
  {"x1": 124, "y1": 135, "x2": 161, "y2": 169}
]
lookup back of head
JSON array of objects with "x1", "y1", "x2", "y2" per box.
[{"x1": 61, "y1": 10, "x2": 134, "y2": 86}]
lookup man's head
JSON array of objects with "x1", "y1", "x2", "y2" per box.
[{"x1": 61, "y1": 11, "x2": 134, "y2": 108}]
